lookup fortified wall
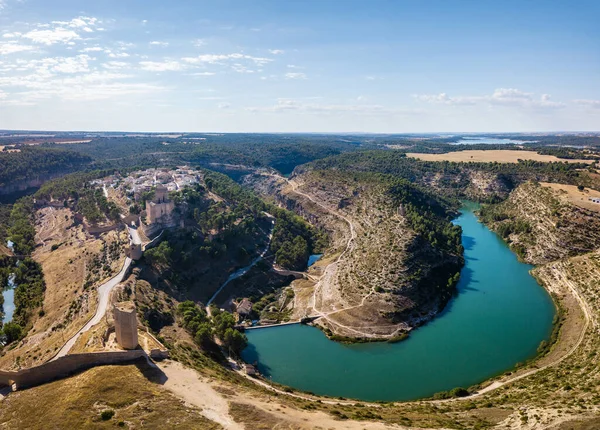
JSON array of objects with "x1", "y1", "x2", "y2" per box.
[{"x1": 0, "y1": 350, "x2": 146, "y2": 389}]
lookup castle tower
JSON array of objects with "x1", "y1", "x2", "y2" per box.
[
  {"x1": 145, "y1": 185, "x2": 174, "y2": 225},
  {"x1": 126, "y1": 243, "x2": 142, "y2": 260},
  {"x1": 113, "y1": 302, "x2": 139, "y2": 350},
  {"x1": 154, "y1": 185, "x2": 168, "y2": 204}
]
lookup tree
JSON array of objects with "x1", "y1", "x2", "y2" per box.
[
  {"x1": 194, "y1": 323, "x2": 213, "y2": 347},
  {"x1": 213, "y1": 311, "x2": 236, "y2": 339},
  {"x1": 223, "y1": 327, "x2": 248, "y2": 355},
  {"x1": 2, "y1": 322, "x2": 22, "y2": 344}
]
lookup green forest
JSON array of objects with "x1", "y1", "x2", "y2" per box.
[{"x1": 0, "y1": 147, "x2": 91, "y2": 189}]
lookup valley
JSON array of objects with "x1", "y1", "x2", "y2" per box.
[{"x1": 0, "y1": 137, "x2": 600, "y2": 429}]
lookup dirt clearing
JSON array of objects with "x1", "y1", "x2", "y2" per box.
[
  {"x1": 541, "y1": 182, "x2": 600, "y2": 212},
  {"x1": 407, "y1": 150, "x2": 594, "y2": 164}
]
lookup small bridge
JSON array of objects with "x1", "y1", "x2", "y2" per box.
[{"x1": 241, "y1": 316, "x2": 321, "y2": 331}]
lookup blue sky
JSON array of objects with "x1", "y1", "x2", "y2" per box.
[{"x1": 0, "y1": 0, "x2": 598, "y2": 132}]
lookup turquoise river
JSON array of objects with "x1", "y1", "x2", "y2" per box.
[{"x1": 241, "y1": 202, "x2": 556, "y2": 401}]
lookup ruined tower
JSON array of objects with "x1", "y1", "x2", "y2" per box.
[{"x1": 113, "y1": 302, "x2": 139, "y2": 350}]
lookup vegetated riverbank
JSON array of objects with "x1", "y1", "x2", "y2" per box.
[{"x1": 242, "y1": 202, "x2": 555, "y2": 402}]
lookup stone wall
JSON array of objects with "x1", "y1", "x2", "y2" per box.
[{"x1": 0, "y1": 350, "x2": 146, "y2": 389}]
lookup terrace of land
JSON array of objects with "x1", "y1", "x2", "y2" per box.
[{"x1": 406, "y1": 150, "x2": 595, "y2": 164}]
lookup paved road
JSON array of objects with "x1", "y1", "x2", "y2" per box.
[
  {"x1": 128, "y1": 226, "x2": 142, "y2": 245},
  {"x1": 52, "y1": 256, "x2": 132, "y2": 360},
  {"x1": 51, "y1": 225, "x2": 141, "y2": 360}
]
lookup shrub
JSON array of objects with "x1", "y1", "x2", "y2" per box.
[{"x1": 100, "y1": 410, "x2": 115, "y2": 421}]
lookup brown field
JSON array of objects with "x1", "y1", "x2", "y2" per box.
[
  {"x1": 541, "y1": 182, "x2": 600, "y2": 212},
  {"x1": 406, "y1": 150, "x2": 595, "y2": 164},
  {"x1": 0, "y1": 207, "x2": 127, "y2": 369}
]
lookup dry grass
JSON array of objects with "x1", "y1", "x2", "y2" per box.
[
  {"x1": 0, "y1": 361, "x2": 221, "y2": 429},
  {"x1": 0, "y1": 208, "x2": 127, "y2": 369},
  {"x1": 541, "y1": 182, "x2": 600, "y2": 212},
  {"x1": 407, "y1": 150, "x2": 595, "y2": 164}
]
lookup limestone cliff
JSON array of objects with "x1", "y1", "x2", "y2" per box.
[{"x1": 480, "y1": 181, "x2": 600, "y2": 265}]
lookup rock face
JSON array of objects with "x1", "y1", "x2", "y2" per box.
[
  {"x1": 417, "y1": 169, "x2": 513, "y2": 202},
  {"x1": 0, "y1": 173, "x2": 63, "y2": 196},
  {"x1": 480, "y1": 181, "x2": 600, "y2": 265},
  {"x1": 244, "y1": 169, "x2": 463, "y2": 339}
]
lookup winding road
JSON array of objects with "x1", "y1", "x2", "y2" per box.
[
  {"x1": 205, "y1": 213, "x2": 276, "y2": 315},
  {"x1": 51, "y1": 226, "x2": 142, "y2": 360}
]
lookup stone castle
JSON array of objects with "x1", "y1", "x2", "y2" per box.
[
  {"x1": 146, "y1": 185, "x2": 175, "y2": 225},
  {"x1": 143, "y1": 184, "x2": 176, "y2": 236}
]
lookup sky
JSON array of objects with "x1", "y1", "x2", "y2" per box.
[{"x1": 0, "y1": 0, "x2": 599, "y2": 133}]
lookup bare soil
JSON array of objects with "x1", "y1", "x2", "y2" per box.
[{"x1": 407, "y1": 150, "x2": 594, "y2": 164}]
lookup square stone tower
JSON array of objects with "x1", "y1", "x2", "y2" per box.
[{"x1": 113, "y1": 302, "x2": 139, "y2": 350}]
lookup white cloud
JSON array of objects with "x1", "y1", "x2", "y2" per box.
[
  {"x1": 0, "y1": 42, "x2": 35, "y2": 54},
  {"x1": 573, "y1": 99, "x2": 600, "y2": 108},
  {"x1": 23, "y1": 28, "x2": 81, "y2": 45},
  {"x1": 285, "y1": 72, "x2": 306, "y2": 80},
  {"x1": 52, "y1": 16, "x2": 100, "y2": 29},
  {"x1": 150, "y1": 41, "x2": 169, "y2": 47},
  {"x1": 268, "y1": 49, "x2": 285, "y2": 55},
  {"x1": 193, "y1": 39, "x2": 207, "y2": 47},
  {"x1": 189, "y1": 72, "x2": 216, "y2": 76},
  {"x1": 246, "y1": 99, "x2": 421, "y2": 116},
  {"x1": 107, "y1": 51, "x2": 130, "y2": 58},
  {"x1": 80, "y1": 46, "x2": 104, "y2": 52},
  {"x1": 102, "y1": 61, "x2": 129, "y2": 70},
  {"x1": 218, "y1": 102, "x2": 231, "y2": 109},
  {"x1": 139, "y1": 60, "x2": 185, "y2": 72},
  {"x1": 414, "y1": 88, "x2": 565, "y2": 109},
  {"x1": 232, "y1": 64, "x2": 254, "y2": 73},
  {"x1": 182, "y1": 53, "x2": 272, "y2": 66},
  {"x1": 2, "y1": 32, "x2": 21, "y2": 38},
  {"x1": 51, "y1": 54, "x2": 91, "y2": 74},
  {"x1": 0, "y1": 70, "x2": 164, "y2": 104}
]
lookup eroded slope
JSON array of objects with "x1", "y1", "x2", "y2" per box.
[{"x1": 246, "y1": 169, "x2": 464, "y2": 339}]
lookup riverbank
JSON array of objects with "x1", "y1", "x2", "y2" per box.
[{"x1": 242, "y1": 203, "x2": 555, "y2": 402}]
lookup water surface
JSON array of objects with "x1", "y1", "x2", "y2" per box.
[
  {"x1": 307, "y1": 254, "x2": 322, "y2": 267},
  {"x1": 2, "y1": 273, "x2": 16, "y2": 324},
  {"x1": 451, "y1": 137, "x2": 535, "y2": 145},
  {"x1": 242, "y1": 202, "x2": 555, "y2": 401}
]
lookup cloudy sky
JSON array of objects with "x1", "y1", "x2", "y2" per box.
[{"x1": 0, "y1": 0, "x2": 598, "y2": 132}]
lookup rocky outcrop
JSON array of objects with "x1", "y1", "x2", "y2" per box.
[
  {"x1": 244, "y1": 169, "x2": 463, "y2": 339},
  {"x1": 480, "y1": 181, "x2": 600, "y2": 265},
  {"x1": 0, "y1": 173, "x2": 63, "y2": 196}
]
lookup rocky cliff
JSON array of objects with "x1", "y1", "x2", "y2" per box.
[
  {"x1": 480, "y1": 181, "x2": 600, "y2": 265},
  {"x1": 244, "y1": 169, "x2": 463, "y2": 340}
]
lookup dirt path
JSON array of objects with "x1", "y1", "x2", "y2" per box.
[
  {"x1": 158, "y1": 360, "x2": 404, "y2": 429},
  {"x1": 157, "y1": 361, "x2": 243, "y2": 429},
  {"x1": 436, "y1": 261, "x2": 592, "y2": 402},
  {"x1": 285, "y1": 177, "x2": 386, "y2": 337}
]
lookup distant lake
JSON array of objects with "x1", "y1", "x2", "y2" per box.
[
  {"x1": 242, "y1": 202, "x2": 555, "y2": 401},
  {"x1": 451, "y1": 137, "x2": 536, "y2": 145}
]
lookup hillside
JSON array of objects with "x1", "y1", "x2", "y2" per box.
[
  {"x1": 0, "y1": 148, "x2": 91, "y2": 196},
  {"x1": 309, "y1": 150, "x2": 600, "y2": 201},
  {"x1": 244, "y1": 168, "x2": 464, "y2": 340},
  {"x1": 479, "y1": 181, "x2": 600, "y2": 264}
]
